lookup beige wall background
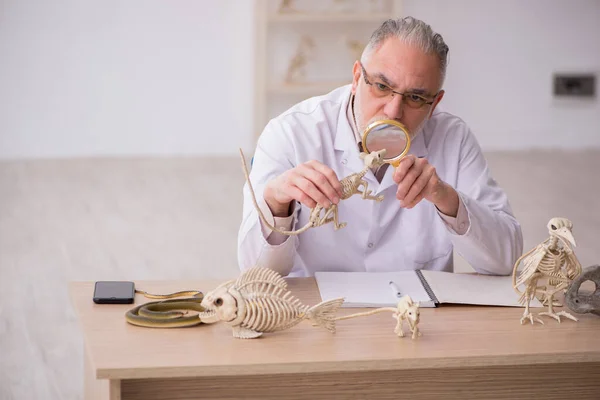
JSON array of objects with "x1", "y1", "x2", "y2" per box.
[
  {"x1": 1, "y1": 1, "x2": 599, "y2": 399},
  {"x1": 1, "y1": 0, "x2": 599, "y2": 160}
]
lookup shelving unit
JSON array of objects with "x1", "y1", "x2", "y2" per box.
[
  {"x1": 253, "y1": 0, "x2": 403, "y2": 142},
  {"x1": 267, "y1": 13, "x2": 393, "y2": 22},
  {"x1": 267, "y1": 81, "x2": 350, "y2": 95}
]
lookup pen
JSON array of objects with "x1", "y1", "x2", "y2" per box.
[{"x1": 389, "y1": 280, "x2": 402, "y2": 298}]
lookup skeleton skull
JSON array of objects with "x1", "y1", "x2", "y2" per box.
[
  {"x1": 197, "y1": 280, "x2": 238, "y2": 324},
  {"x1": 547, "y1": 217, "x2": 576, "y2": 248},
  {"x1": 201, "y1": 286, "x2": 238, "y2": 322}
]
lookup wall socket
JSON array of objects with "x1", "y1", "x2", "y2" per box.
[{"x1": 553, "y1": 74, "x2": 596, "y2": 97}]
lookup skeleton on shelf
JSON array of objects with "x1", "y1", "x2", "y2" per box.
[
  {"x1": 341, "y1": 35, "x2": 366, "y2": 62},
  {"x1": 277, "y1": 0, "x2": 297, "y2": 14},
  {"x1": 285, "y1": 35, "x2": 315, "y2": 84},
  {"x1": 512, "y1": 217, "x2": 583, "y2": 325}
]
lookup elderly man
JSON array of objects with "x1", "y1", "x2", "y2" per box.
[{"x1": 238, "y1": 17, "x2": 523, "y2": 277}]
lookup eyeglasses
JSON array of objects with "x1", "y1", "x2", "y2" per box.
[{"x1": 360, "y1": 62, "x2": 437, "y2": 109}]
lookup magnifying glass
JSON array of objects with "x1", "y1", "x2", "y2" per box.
[{"x1": 361, "y1": 119, "x2": 411, "y2": 168}]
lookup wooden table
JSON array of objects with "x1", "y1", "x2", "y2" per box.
[{"x1": 70, "y1": 278, "x2": 600, "y2": 400}]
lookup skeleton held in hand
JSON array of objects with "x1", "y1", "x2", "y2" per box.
[
  {"x1": 239, "y1": 148, "x2": 387, "y2": 235},
  {"x1": 512, "y1": 217, "x2": 582, "y2": 325}
]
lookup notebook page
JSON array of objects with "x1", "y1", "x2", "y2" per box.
[
  {"x1": 314, "y1": 271, "x2": 435, "y2": 308},
  {"x1": 420, "y1": 270, "x2": 543, "y2": 307}
]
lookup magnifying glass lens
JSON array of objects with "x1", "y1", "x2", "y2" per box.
[
  {"x1": 361, "y1": 119, "x2": 411, "y2": 167},
  {"x1": 365, "y1": 125, "x2": 406, "y2": 159}
]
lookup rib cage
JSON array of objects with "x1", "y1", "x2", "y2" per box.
[
  {"x1": 339, "y1": 170, "x2": 367, "y2": 199},
  {"x1": 240, "y1": 282, "x2": 310, "y2": 332},
  {"x1": 537, "y1": 250, "x2": 569, "y2": 286},
  {"x1": 235, "y1": 267, "x2": 288, "y2": 292}
]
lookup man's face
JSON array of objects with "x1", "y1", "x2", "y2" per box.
[{"x1": 351, "y1": 37, "x2": 445, "y2": 138}]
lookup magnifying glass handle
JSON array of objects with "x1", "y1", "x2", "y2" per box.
[{"x1": 390, "y1": 155, "x2": 423, "y2": 169}]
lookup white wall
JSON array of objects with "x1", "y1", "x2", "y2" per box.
[
  {"x1": 0, "y1": 0, "x2": 255, "y2": 159},
  {"x1": 0, "y1": 0, "x2": 599, "y2": 159},
  {"x1": 404, "y1": 0, "x2": 600, "y2": 150}
]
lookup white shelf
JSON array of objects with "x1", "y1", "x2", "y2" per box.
[
  {"x1": 254, "y1": 0, "x2": 403, "y2": 141},
  {"x1": 268, "y1": 81, "x2": 351, "y2": 95},
  {"x1": 268, "y1": 13, "x2": 392, "y2": 23}
]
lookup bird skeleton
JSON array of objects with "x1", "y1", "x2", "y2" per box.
[{"x1": 512, "y1": 217, "x2": 582, "y2": 324}]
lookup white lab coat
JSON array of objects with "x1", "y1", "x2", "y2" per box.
[{"x1": 238, "y1": 85, "x2": 523, "y2": 277}]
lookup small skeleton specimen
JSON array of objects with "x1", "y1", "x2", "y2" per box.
[
  {"x1": 565, "y1": 264, "x2": 600, "y2": 317},
  {"x1": 278, "y1": 0, "x2": 296, "y2": 13},
  {"x1": 345, "y1": 37, "x2": 365, "y2": 62},
  {"x1": 198, "y1": 266, "x2": 345, "y2": 339},
  {"x1": 239, "y1": 148, "x2": 387, "y2": 236},
  {"x1": 333, "y1": 295, "x2": 422, "y2": 339},
  {"x1": 512, "y1": 217, "x2": 582, "y2": 324},
  {"x1": 285, "y1": 36, "x2": 315, "y2": 83}
]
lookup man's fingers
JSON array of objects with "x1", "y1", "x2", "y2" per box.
[
  {"x1": 291, "y1": 174, "x2": 331, "y2": 208},
  {"x1": 275, "y1": 160, "x2": 343, "y2": 210},
  {"x1": 307, "y1": 161, "x2": 343, "y2": 197},
  {"x1": 393, "y1": 155, "x2": 416, "y2": 184},
  {"x1": 396, "y1": 161, "x2": 424, "y2": 201},
  {"x1": 401, "y1": 166, "x2": 435, "y2": 207},
  {"x1": 299, "y1": 165, "x2": 341, "y2": 205},
  {"x1": 404, "y1": 191, "x2": 426, "y2": 209},
  {"x1": 286, "y1": 184, "x2": 316, "y2": 209}
]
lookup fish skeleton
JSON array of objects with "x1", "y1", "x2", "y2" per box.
[{"x1": 199, "y1": 266, "x2": 345, "y2": 338}]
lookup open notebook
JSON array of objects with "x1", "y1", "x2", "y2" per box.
[{"x1": 314, "y1": 270, "x2": 543, "y2": 308}]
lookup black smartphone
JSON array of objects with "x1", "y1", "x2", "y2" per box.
[{"x1": 93, "y1": 281, "x2": 135, "y2": 304}]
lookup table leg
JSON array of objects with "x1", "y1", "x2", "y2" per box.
[{"x1": 84, "y1": 347, "x2": 121, "y2": 400}]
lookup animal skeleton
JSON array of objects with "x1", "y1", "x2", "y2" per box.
[
  {"x1": 512, "y1": 217, "x2": 582, "y2": 324},
  {"x1": 198, "y1": 266, "x2": 344, "y2": 338},
  {"x1": 285, "y1": 36, "x2": 315, "y2": 83},
  {"x1": 345, "y1": 37, "x2": 365, "y2": 62},
  {"x1": 278, "y1": 0, "x2": 296, "y2": 13},
  {"x1": 334, "y1": 295, "x2": 422, "y2": 339},
  {"x1": 239, "y1": 148, "x2": 387, "y2": 235}
]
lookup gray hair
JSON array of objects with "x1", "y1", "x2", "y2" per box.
[{"x1": 362, "y1": 17, "x2": 449, "y2": 88}]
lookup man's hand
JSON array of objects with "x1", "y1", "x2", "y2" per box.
[
  {"x1": 393, "y1": 155, "x2": 459, "y2": 217},
  {"x1": 264, "y1": 161, "x2": 343, "y2": 218}
]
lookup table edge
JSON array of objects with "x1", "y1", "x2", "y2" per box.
[{"x1": 96, "y1": 351, "x2": 600, "y2": 380}]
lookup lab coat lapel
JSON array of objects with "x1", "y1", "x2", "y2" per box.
[
  {"x1": 333, "y1": 99, "x2": 378, "y2": 187},
  {"x1": 376, "y1": 130, "x2": 429, "y2": 195}
]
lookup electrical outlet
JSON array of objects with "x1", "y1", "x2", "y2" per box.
[{"x1": 553, "y1": 74, "x2": 595, "y2": 97}]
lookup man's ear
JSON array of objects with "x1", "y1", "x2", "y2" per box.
[
  {"x1": 351, "y1": 61, "x2": 361, "y2": 94},
  {"x1": 428, "y1": 89, "x2": 445, "y2": 118}
]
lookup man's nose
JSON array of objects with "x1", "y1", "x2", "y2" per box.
[{"x1": 383, "y1": 93, "x2": 404, "y2": 120}]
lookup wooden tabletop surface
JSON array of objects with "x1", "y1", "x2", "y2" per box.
[{"x1": 69, "y1": 277, "x2": 600, "y2": 380}]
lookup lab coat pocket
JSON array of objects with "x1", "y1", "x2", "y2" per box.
[
  {"x1": 401, "y1": 212, "x2": 454, "y2": 270},
  {"x1": 404, "y1": 240, "x2": 453, "y2": 270}
]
